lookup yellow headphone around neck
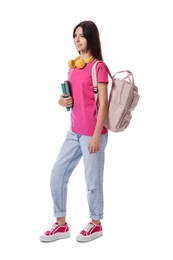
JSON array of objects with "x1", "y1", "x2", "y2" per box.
[{"x1": 68, "y1": 56, "x2": 94, "y2": 69}]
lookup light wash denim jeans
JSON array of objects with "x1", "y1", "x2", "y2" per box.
[{"x1": 50, "y1": 130, "x2": 108, "y2": 221}]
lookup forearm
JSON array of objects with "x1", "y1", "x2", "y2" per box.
[
  {"x1": 88, "y1": 103, "x2": 108, "y2": 154},
  {"x1": 93, "y1": 103, "x2": 108, "y2": 137}
]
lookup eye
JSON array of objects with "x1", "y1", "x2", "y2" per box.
[{"x1": 73, "y1": 33, "x2": 86, "y2": 39}]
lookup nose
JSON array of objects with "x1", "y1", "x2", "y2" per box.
[{"x1": 76, "y1": 35, "x2": 80, "y2": 42}]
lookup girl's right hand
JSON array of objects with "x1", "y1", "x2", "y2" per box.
[{"x1": 58, "y1": 94, "x2": 73, "y2": 108}]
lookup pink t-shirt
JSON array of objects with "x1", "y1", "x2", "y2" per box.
[{"x1": 68, "y1": 59, "x2": 108, "y2": 136}]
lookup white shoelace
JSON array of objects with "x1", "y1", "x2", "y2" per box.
[
  {"x1": 50, "y1": 223, "x2": 59, "y2": 232},
  {"x1": 84, "y1": 223, "x2": 94, "y2": 233}
]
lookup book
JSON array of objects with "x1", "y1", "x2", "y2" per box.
[
  {"x1": 61, "y1": 80, "x2": 72, "y2": 111},
  {"x1": 64, "y1": 80, "x2": 71, "y2": 96}
]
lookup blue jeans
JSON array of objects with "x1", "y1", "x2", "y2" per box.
[{"x1": 50, "y1": 131, "x2": 108, "y2": 221}]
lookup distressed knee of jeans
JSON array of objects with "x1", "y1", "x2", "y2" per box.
[{"x1": 87, "y1": 185, "x2": 96, "y2": 193}]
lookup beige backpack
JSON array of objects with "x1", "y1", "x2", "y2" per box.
[{"x1": 91, "y1": 61, "x2": 140, "y2": 132}]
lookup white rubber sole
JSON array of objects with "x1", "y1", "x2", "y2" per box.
[
  {"x1": 40, "y1": 231, "x2": 71, "y2": 242},
  {"x1": 76, "y1": 231, "x2": 103, "y2": 242}
]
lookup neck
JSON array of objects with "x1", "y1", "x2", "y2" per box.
[
  {"x1": 80, "y1": 51, "x2": 92, "y2": 60},
  {"x1": 81, "y1": 56, "x2": 94, "y2": 65}
]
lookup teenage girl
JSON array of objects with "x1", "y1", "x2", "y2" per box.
[{"x1": 40, "y1": 20, "x2": 109, "y2": 243}]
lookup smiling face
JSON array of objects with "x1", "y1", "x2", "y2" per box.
[
  {"x1": 72, "y1": 20, "x2": 103, "y2": 61},
  {"x1": 73, "y1": 26, "x2": 88, "y2": 55}
]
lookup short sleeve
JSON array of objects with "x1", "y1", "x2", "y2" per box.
[{"x1": 96, "y1": 62, "x2": 109, "y2": 84}]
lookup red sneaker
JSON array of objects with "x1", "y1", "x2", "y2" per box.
[
  {"x1": 76, "y1": 222, "x2": 103, "y2": 242},
  {"x1": 40, "y1": 222, "x2": 70, "y2": 242}
]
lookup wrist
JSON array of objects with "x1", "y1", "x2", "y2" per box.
[{"x1": 92, "y1": 133, "x2": 100, "y2": 139}]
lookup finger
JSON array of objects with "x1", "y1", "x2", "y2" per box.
[{"x1": 88, "y1": 145, "x2": 92, "y2": 153}]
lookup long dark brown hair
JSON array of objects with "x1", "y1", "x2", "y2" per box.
[{"x1": 73, "y1": 20, "x2": 103, "y2": 61}]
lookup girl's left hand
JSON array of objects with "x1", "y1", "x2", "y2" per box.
[{"x1": 88, "y1": 136, "x2": 100, "y2": 153}]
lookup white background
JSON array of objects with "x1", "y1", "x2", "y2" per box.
[{"x1": 0, "y1": 0, "x2": 172, "y2": 259}]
